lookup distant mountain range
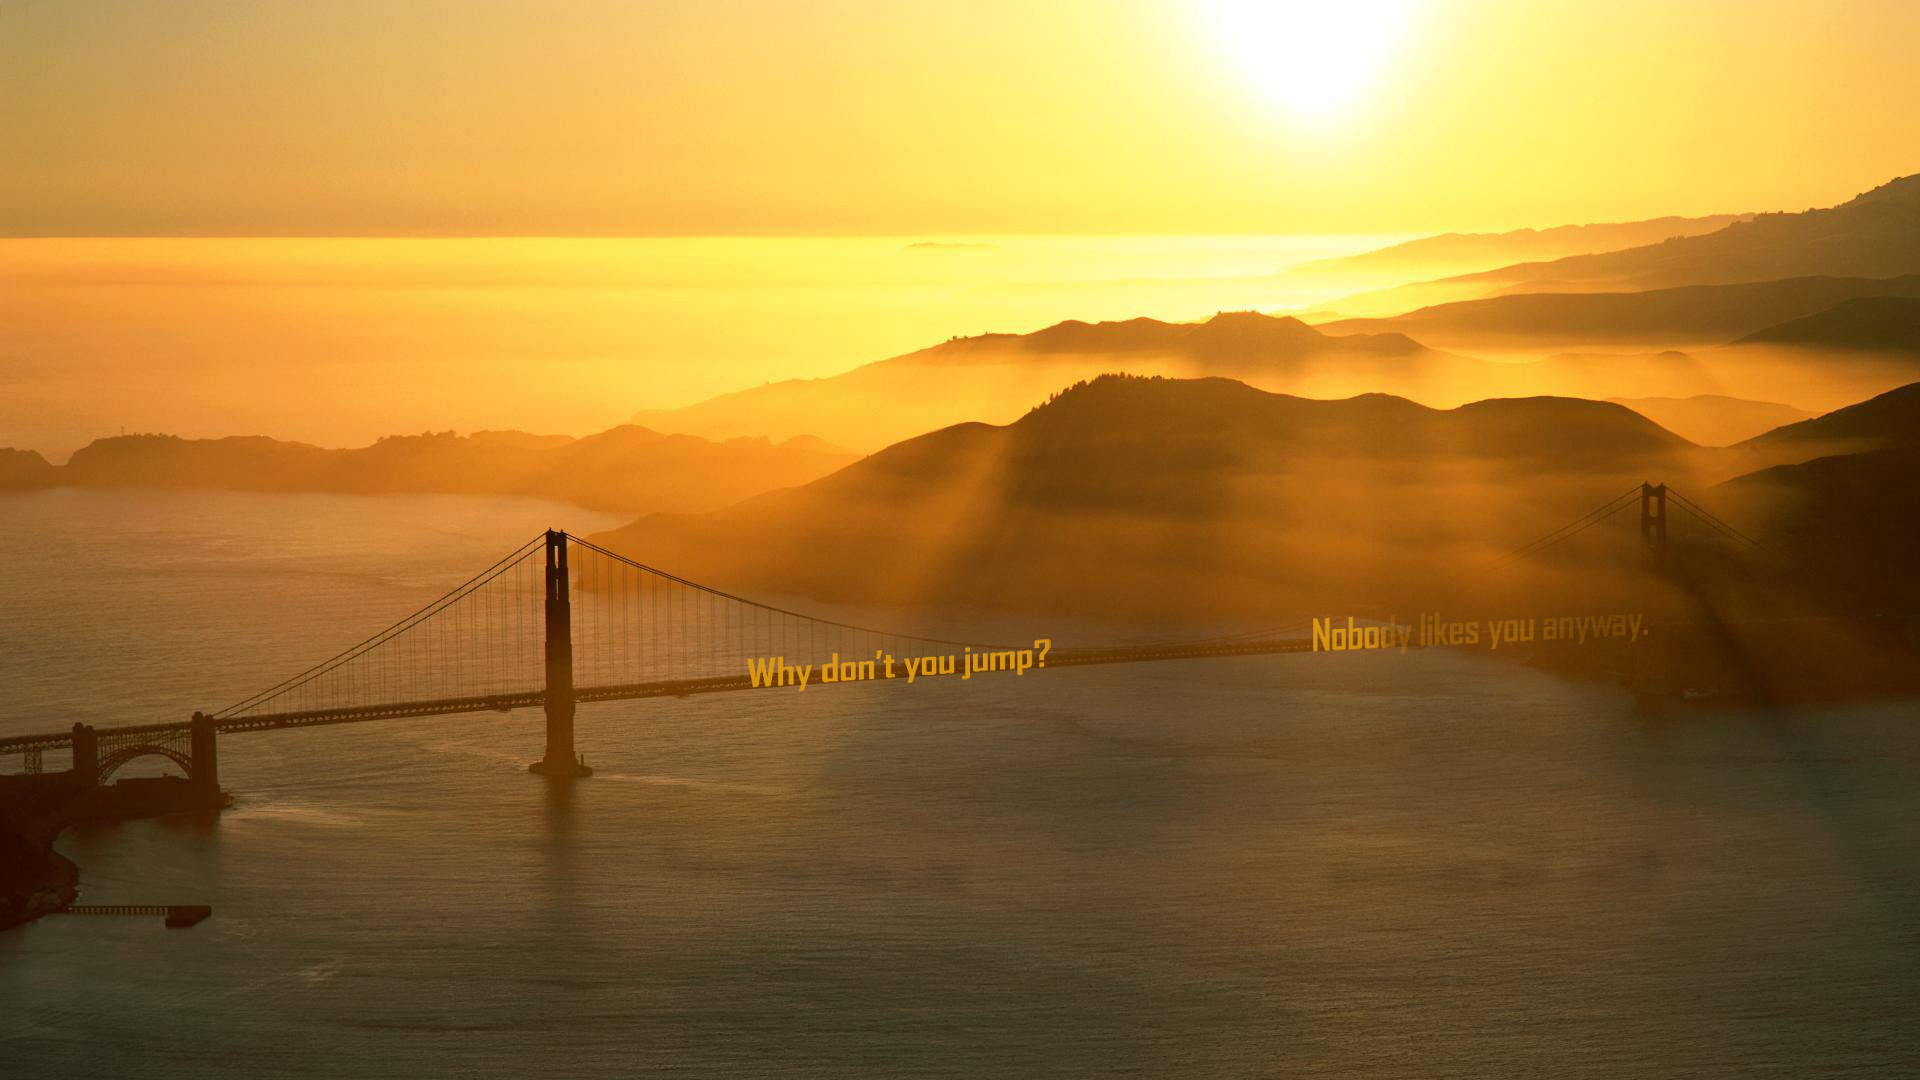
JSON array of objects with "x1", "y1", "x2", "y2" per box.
[
  {"x1": 628, "y1": 179, "x2": 1920, "y2": 453},
  {"x1": 1328, "y1": 174, "x2": 1920, "y2": 317},
  {"x1": 626, "y1": 279, "x2": 1920, "y2": 455},
  {"x1": 0, "y1": 426, "x2": 856, "y2": 512},
  {"x1": 630, "y1": 311, "x2": 1499, "y2": 451},
  {"x1": 14, "y1": 172, "x2": 1920, "y2": 620},
  {"x1": 1317, "y1": 274, "x2": 1920, "y2": 348},
  {"x1": 1279, "y1": 214, "x2": 1749, "y2": 306}
]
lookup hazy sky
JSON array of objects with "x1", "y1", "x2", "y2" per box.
[{"x1": 5, "y1": 0, "x2": 1917, "y2": 237}]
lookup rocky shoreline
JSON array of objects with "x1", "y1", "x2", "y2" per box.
[
  {"x1": 1, "y1": 773, "x2": 229, "y2": 931},
  {"x1": 0, "y1": 839, "x2": 80, "y2": 932},
  {"x1": 1, "y1": 773, "x2": 85, "y2": 930}
]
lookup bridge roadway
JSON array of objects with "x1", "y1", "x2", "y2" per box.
[{"x1": 0, "y1": 635, "x2": 1319, "y2": 757}]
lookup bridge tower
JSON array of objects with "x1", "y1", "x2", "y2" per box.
[
  {"x1": 189, "y1": 712, "x2": 219, "y2": 796},
  {"x1": 70, "y1": 722, "x2": 98, "y2": 787},
  {"x1": 1640, "y1": 482, "x2": 1668, "y2": 569},
  {"x1": 530, "y1": 529, "x2": 592, "y2": 777}
]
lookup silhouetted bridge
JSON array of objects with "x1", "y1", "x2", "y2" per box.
[{"x1": 1, "y1": 483, "x2": 1760, "y2": 788}]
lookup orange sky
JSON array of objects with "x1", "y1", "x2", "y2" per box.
[{"x1": 4, "y1": 0, "x2": 1917, "y2": 237}]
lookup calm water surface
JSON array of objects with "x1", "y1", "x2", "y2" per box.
[{"x1": 2, "y1": 489, "x2": 1917, "y2": 1078}]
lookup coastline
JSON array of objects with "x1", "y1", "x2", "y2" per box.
[
  {"x1": 0, "y1": 836, "x2": 80, "y2": 932},
  {"x1": 0, "y1": 772, "x2": 86, "y2": 931},
  {"x1": 1, "y1": 774, "x2": 229, "y2": 932}
]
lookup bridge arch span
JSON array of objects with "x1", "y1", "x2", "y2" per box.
[{"x1": 96, "y1": 744, "x2": 195, "y2": 783}]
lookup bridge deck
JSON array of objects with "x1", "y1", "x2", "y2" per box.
[
  {"x1": 6, "y1": 487, "x2": 1739, "y2": 763},
  {"x1": 0, "y1": 636, "x2": 1315, "y2": 754}
]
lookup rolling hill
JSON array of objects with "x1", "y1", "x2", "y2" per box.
[
  {"x1": 1733, "y1": 380, "x2": 1920, "y2": 458},
  {"x1": 1720, "y1": 438, "x2": 1920, "y2": 614},
  {"x1": 598, "y1": 375, "x2": 1702, "y2": 618}
]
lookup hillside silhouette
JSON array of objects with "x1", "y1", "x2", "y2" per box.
[
  {"x1": 16, "y1": 425, "x2": 855, "y2": 513},
  {"x1": 0, "y1": 448, "x2": 53, "y2": 490},
  {"x1": 598, "y1": 375, "x2": 1709, "y2": 618},
  {"x1": 1318, "y1": 274, "x2": 1920, "y2": 348},
  {"x1": 1289, "y1": 213, "x2": 1750, "y2": 314},
  {"x1": 1736, "y1": 296, "x2": 1920, "y2": 351},
  {"x1": 1335, "y1": 174, "x2": 1920, "y2": 313},
  {"x1": 630, "y1": 311, "x2": 1499, "y2": 451},
  {"x1": 1731, "y1": 380, "x2": 1920, "y2": 462},
  {"x1": 1721, "y1": 398, "x2": 1920, "y2": 615}
]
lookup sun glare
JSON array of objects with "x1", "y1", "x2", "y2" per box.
[{"x1": 1197, "y1": 0, "x2": 1421, "y2": 121}]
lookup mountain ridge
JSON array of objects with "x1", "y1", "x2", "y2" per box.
[
  {"x1": 1736, "y1": 381, "x2": 1920, "y2": 452},
  {"x1": 9, "y1": 425, "x2": 857, "y2": 513},
  {"x1": 1324, "y1": 173, "x2": 1920, "y2": 317},
  {"x1": 1282, "y1": 213, "x2": 1751, "y2": 292},
  {"x1": 1317, "y1": 274, "x2": 1920, "y2": 347},
  {"x1": 1736, "y1": 295, "x2": 1920, "y2": 351},
  {"x1": 629, "y1": 311, "x2": 1495, "y2": 451}
]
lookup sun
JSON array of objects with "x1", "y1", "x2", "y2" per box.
[{"x1": 1196, "y1": 0, "x2": 1421, "y2": 121}]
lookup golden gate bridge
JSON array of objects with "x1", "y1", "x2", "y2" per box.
[{"x1": 0, "y1": 482, "x2": 1763, "y2": 792}]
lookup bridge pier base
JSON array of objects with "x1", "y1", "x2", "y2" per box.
[
  {"x1": 529, "y1": 690, "x2": 593, "y2": 777},
  {"x1": 529, "y1": 529, "x2": 592, "y2": 779}
]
